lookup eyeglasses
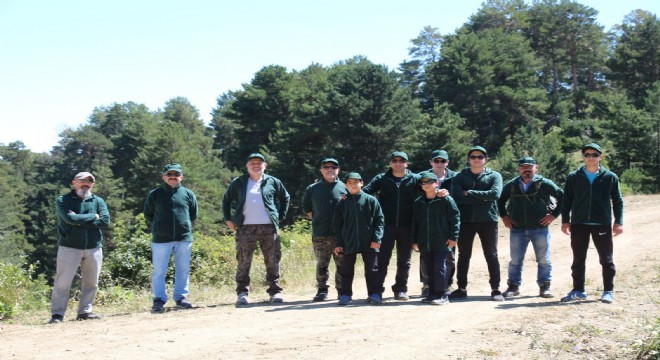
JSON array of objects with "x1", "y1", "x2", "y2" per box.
[
  {"x1": 390, "y1": 159, "x2": 407, "y2": 163},
  {"x1": 420, "y1": 179, "x2": 437, "y2": 185},
  {"x1": 166, "y1": 172, "x2": 182, "y2": 177},
  {"x1": 582, "y1": 153, "x2": 600, "y2": 158},
  {"x1": 432, "y1": 158, "x2": 448, "y2": 164},
  {"x1": 322, "y1": 165, "x2": 339, "y2": 170},
  {"x1": 469, "y1": 155, "x2": 486, "y2": 160}
]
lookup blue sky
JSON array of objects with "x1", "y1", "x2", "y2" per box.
[{"x1": 1, "y1": 0, "x2": 658, "y2": 153}]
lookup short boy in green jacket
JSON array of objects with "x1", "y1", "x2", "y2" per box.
[
  {"x1": 412, "y1": 172, "x2": 460, "y2": 305},
  {"x1": 333, "y1": 173, "x2": 384, "y2": 305}
]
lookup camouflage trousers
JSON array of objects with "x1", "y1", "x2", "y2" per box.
[
  {"x1": 312, "y1": 236, "x2": 342, "y2": 293},
  {"x1": 235, "y1": 224, "x2": 282, "y2": 296}
]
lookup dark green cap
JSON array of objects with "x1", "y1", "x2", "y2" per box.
[
  {"x1": 468, "y1": 146, "x2": 488, "y2": 157},
  {"x1": 581, "y1": 143, "x2": 602, "y2": 154},
  {"x1": 518, "y1": 157, "x2": 536, "y2": 166},
  {"x1": 344, "y1": 172, "x2": 362, "y2": 181},
  {"x1": 418, "y1": 171, "x2": 437, "y2": 181},
  {"x1": 390, "y1": 151, "x2": 409, "y2": 161},
  {"x1": 431, "y1": 150, "x2": 449, "y2": 160},
  {"x1": 321, "y1": 158, "x2": 339, "y2": 166},
  {"x1": 163, "y1": 163, "x2": 183, "y2": 174},
  {"x1": 246, "y1": 153, "x2": 266, "y2": 162}
]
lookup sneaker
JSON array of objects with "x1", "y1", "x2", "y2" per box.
[
  {"x1": 560, "y1": 290, "x2": 588, "y2": 302},
  {"x1": 421, "y1": 285, "x2": 430, "y2": 297},
  {"x1": 313, "y1": 291, "x2": 328, "y2": 302},
  {"x1": 491, "y1": 290, "x2": 505, "y2": 302},
  {"x1": 600, "y1": 291, "x2": 614, "y2": 304},
  {"x1": 175, "y1": 298, "x2": 193, "y2": 309},
  {"x1": 431, "y1": 297, "x2": 449, "y2": 305},
  {"x1": 151, "y1": 299, "x2": 166, "y2": 313},
  {"x1": 338, "y1": 295, "x2": 352, "y2": 305},
  {"x1": 48, "y1": 314, "x2": 63, "y2": 324},
  {"x1": 448, "y1": 289, "x2": 467, "y2": 300},
  {"x1": 539, "y1": 282, "x2": 554, "y2": 298},
  {"x1": 502, "y1": 284, "x2": 520, "y2": 298},
  {"x1": 76, "y1": 312, "x2": 102, "y2": 320},
  {"x1": 270, "y1": 292, "x2": 284, "y2": 303},
  {"x1": 394, "y1": 291, "x2": 409, "y2": 301},
  {"x1": 368, "y1": 293, "x2": 383, "y2": 305},
  {"x1": 236, "y1": 292, "x2": 249, "y2": 305},
  {"x1": 421, "y1": 296, "x2": 434, "y2": 303}
]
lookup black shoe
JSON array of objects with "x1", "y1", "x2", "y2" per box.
[
  {"x1": 48, "y1": 314, "x2": 64, "y2": 324},
  {"x1": 76, "y1": 312, "x2": 102, "y2": 320},
  {"x1": 313, "y1": 291, "x2": 328, "y2": 302},
  {"x1": 176, "y1": 298, "x2": 193, "y2": 309},
  {"x1": 421, "y1": 296, "x2": 434, "y2": 303},
  {"x1": 503, "y1": 284, "x2": 520, "y2": 298},
  {"x1": 448, "y1": 289, "x2": 468, "y2": 299},
  {"x1": 152, "y1": 299, "x2": 166, "y2": 313}
]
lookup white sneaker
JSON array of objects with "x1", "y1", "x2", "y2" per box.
[
  {"x1": 236, "y1": 292, "x2": 249, "y2": 305},
  {"x1": 431, "y1": 297, "x2": 449, "y2": 305},
  {"x1": 270, "y1": 292, "x2": 284, "y2": 303}
]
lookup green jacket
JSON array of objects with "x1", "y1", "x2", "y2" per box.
[
  {"x1": 56, "y1": 191, "x2": 111, "y2": 249},
  {"x1": 450, "y1": 167, "x2": 502, "y2": 222},
  {"x1": 498, "y1": 175, "x2": 564, "y2": 229},
  {"x1": 301, "y1": 179, "x2": 347, "y2": 237},
  {"x1": 411, "y1": 195, "x2": 461, "y2": 253},
  {"x1": 144, "y1": 183, "x2": 198, "y2": 243},
  {"x1": 561, "y1": 166, "x2": 623, "y2": 225},
  {"x1": 362, "y1": 169, "x2": 421, "y2": 227},
  {"x1": 425, "y1": 168, "x2": 458, "y2": 190},
  {"x1": 222, "y1": 174, "x2": 290, "y2": 231},
  {"x1": 332, "y1": 191, "x2": 384, "y2": 255}
]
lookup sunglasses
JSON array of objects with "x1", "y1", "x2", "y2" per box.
[
  {"x1": 390, "y1": 159, "x2": 407, "y2": 163},
  {"x1": 322, "y1": 165, "x2": 339, "y2": 170},
  {"x1": 420, "y1": 179, "x2": 437, "y2": 185},
  {"x1": 582, "y1": 153, "x2": 600, "y2": 158},
  {"x1": 77, "y1": 178, "x2": 94, "y2": 184},
  {"x1": 469, "y1": 155, "x2": 486, "y2": 160},
  {"x1": 432, "y1": 158, "x2": 448, "y2": 164},
  {"x1": 166, "y1": 172, "x2": 182, "y2": 177}
]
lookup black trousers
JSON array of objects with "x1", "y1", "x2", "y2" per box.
[
  {"x1": 340, "y1": 251, "x2": 380, "y2": 297},
  {"x1": 378, "y1": 225, "x2": 412, "y2": 293},
  {"x1": 456, "y1": 221, "x2": 501, "y2": 290},
  {"x1": 569, "y1": 224, "x2": 616, "y2": 291}
]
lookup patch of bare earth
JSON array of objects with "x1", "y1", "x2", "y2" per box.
[{"x1": 1, "y1": 195, "x2": 658, "y2": 359}]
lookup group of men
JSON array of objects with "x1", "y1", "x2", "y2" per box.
[
  {"x1": 301, "y1": 143, "x2": 623, "y2": 306},
  {"x1": 48, "y1": 142, "x2": 623, "y2": 323}
]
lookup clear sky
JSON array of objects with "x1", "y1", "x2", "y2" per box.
[{"x1": 1, "y1": 0, "x2": 658, "y2": 153}]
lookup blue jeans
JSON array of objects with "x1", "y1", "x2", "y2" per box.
[
  {"x1": 508, "y1": 228, "x2": 552, "y2": 286},
  {"x1": 152, "y1": 241, "x2": 192, "y2": 302}
]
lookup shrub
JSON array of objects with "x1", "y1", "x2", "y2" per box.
[{"x1": 0, "y1": 260, "x2": 49, "y2": 320}]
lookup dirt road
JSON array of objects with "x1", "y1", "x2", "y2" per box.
[{"x1": 1, "y1": 195, "x2": 658, "y2": 359}]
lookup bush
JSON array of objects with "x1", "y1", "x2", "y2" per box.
[{"x1": 0, "y1": 260, "x2": 49, "y2": 320}]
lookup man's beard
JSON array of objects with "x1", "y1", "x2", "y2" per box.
[
  {"x1": 76, "y1": 188, "x2": 92, "y2": 199},
  {"x1": 522, "y1": 172, "x2": 533, "y2": 181}
]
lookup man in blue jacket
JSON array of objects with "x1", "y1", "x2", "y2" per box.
[
  {"x1": 49, "y1": 172, "x2": 111, "y2": 324},
  {"x1": 144, "y1": 164, "x2": 198, "y2": 312},
  {"x1": 222, "y1": 153, "x2": 290, "y2": 305},
  {"x1": 561, "y1": 143, "x2": 623, "y2": 304}
]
